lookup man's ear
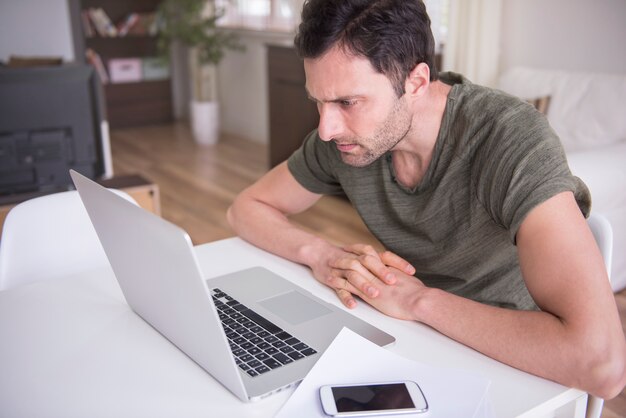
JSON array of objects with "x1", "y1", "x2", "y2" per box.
[{"x1": 404, "y1": 63, "x2": 430, "y2": 97}]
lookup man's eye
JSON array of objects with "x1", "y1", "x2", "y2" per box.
[{"x1": 340, "y1": 99, "x2": 357, "y2": 107}]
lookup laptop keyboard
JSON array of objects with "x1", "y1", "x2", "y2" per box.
[{"x1": 211, "y1": 288, "x2": 318, "y2": 377}]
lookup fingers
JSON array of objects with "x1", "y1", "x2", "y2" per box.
[
  {"x1": 341, "y1": 245, "x2": 397, "y2": 286},
  {"x1": 343, "y1": 243, "x2": 379, "y2": 257},
  {"x1": 325, "y1": 272, "x2": 362, "y2": 309},
  {"x1": 330, "y1": 257, "x2": 381, "y2": 297},
  {"x1": 335, "y1": 289, "x2": 357, "y2": 309},
  {"x1": 325, "y1": 244, "x2": 416, "y2": 308},
  {"x1": 380, "y1": 250, "x2": 416, "y2": 275},
  {"x1": 343, "y1": 244, "x2": 415, "y2": 276}
]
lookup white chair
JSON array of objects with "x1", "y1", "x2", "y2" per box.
[
  {"x1": 588, "y1": 213, "x2": 613, "y2": 279},
  {"x1": 585, "y1": 212, "x2": 613, "y2": 418},
  {"x1": 0, "y1": 189, "x2": 137, "y2": 291}
]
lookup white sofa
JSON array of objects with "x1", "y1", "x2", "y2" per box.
[{"x1": 498, "y1": 67, "x2": 626, "y2": 292}]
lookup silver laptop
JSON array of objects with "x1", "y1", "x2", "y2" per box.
[{"x1": 70, "y1": 170, "x2": 394, "y2": 402}]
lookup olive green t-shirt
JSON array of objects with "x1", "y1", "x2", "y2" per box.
[{"x1": 287, "y1": 72, "x2": 590, "y2": 310}]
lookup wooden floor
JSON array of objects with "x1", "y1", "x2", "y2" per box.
[{"x1": 110, "y1": 122, "x2": 626, "y2": 417}]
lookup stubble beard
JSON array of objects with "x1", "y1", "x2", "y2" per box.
[{"x1": 339, "y1": 96, "x2": 413, "y2": 168}]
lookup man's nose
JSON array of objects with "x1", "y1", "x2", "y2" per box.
[{"x1": 317, "y1": 105, "x2": 344, "y2": 142}]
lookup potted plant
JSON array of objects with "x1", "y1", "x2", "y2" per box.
[{"x1": 157, "y1": 0, "x2": 242, "y2": 144}]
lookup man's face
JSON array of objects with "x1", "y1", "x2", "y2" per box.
[{"x1": 304, "y1": 46, "x2": 413, "y2": 167}]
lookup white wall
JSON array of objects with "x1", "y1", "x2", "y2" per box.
[
  {"x1": 0, "y1": 0, "x2": 74, "y2": 63},
  {"x1": 219, "y1": 0, "x2": 626, "y2": 145},
  {"x1": 4, "y1": 0, "x2": 622, "y2": 143},
  {"x1": 216, "y1": 31, "x2": 294, "y2": 144},
  {"x1": 500, "y1": 0, "x2": 626, "y2": 74}
]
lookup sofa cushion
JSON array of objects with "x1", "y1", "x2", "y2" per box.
[
  {"x1": 498, "y1": 67, "x2": 626, "y2": 153},
  {"x1": 567, "y1": 143, "x2": 626, "y2": 212}
]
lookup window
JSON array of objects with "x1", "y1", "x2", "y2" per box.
[
  {"x1": 424, "y1": 0, "x2": 449, "y2": 52},
  {"x1": 216, "y1": 0, "x2": 448, "y2": 44},
  {"x1": 216, "y1": 0, "x2": 300, "y2": 32}
]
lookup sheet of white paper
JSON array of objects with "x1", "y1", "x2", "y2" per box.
[{"x1": 276, "y1": 328, "x2": 494, "y2": 418}]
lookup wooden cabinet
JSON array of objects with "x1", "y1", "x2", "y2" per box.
[
  {"x1": 267, "y1": 45, "x2": 319, "y2": 168},
  {"x1": 97, "y1": 175, "x2": 161, "y2": 215},
  {"x1": 69, "y1": 0, "x2": 173, "y2": 129},
  {"x1": 0, "y1": 175, "x2": 161, "y2": 238}
]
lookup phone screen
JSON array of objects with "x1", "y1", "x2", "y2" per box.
[{"x1": 331, "y1": 383, "x2": 415, "y2": 412}]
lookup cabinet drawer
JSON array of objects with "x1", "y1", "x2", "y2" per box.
[{"x1": 105, "y1": 79, "x2": 171, "y2": 104}]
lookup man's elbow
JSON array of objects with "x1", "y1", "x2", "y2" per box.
[
  {"x1": 584, "y1": 342, "x2": 626, "y2": 400},
  {"x1": 226, "y1": 193, "x2": 255, "y2": 234},
  {"x1": 226, "y1": 201, "x2": 239, "y2": 231}
]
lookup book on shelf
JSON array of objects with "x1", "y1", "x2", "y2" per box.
[
  {"x1": 125, "y1": 12, "x2": 160, "y2": 36},
  {"x1": 81, "y1": 10, "x2": 94, "y2": 37},
  {"x1": 87, "y1": 7, "x2": 117, "y2": 37},
  {"x1": 85, "y1": 48, "x2": 109, "y2": 84},
  {"x1": 117, "y1": 13, "x2": 140, "y2": 37},
  {"x1": 82, "y1": 9, "x2": 161, "y2": 38}
]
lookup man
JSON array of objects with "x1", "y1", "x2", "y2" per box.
[{"x1": 227, "y1": 0, "x2": 626, "y2": 398}]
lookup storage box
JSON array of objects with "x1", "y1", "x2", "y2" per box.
[
  {"x1": 108, "y1": 58, "x2": 142, "y2": 83},
  {"x1": 142, "y1": 57, "x2": 170, "y2": 81}
]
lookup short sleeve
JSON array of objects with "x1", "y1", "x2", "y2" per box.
[
  {"x1": 472, "y1": 102, "x2": 591, "y2": 243},
  {"x1": 287, "y1": 130, "x2": 345, "y2": 195}
]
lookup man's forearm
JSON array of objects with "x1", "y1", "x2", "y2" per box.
[
  {"x1": 226, "y1": 195, "x2": 336, "y2": 270},
  {"x1": 413, "y1": 287, "x2": 626, "y2": 399}
]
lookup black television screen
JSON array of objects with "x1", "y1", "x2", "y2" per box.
[{"x1": 0, "y1": 64, "x2": 108, "y2": 195}]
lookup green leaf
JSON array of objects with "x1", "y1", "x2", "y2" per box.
[{"x1": 156, "y1": 0, "x2": 244, "y2": 65}]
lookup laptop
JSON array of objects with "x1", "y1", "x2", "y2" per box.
[{"x1": 70, "y1": 170, "x2": 395, "y2": 402}]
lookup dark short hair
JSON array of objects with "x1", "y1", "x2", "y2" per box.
[{"x1": 294, "y1": 0, "x2": 438, "y2": 97}]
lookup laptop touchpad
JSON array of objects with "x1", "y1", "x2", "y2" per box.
[{"x1": 259, "y1": 291, "x2": 332, "y2": 325}]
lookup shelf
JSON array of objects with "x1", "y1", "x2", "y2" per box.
[
  {"x1": 105, "y1": 79, "x2": 170, "y2": 97},
  {"x1": 85, "y1": 36, "x2": 160, "y2": 58},
  {"x1": 69, "y1": 0, "x2": 173, "y2": 129},
  {"x1": 0, "y1": 175, "x2": 161, "y2": 237},
  {"x1": 79, "y1": 0, "x2": 162, "y2": 22},
  {"x1": 104, "y1": 79, "x2": 172, "y2": 128}
]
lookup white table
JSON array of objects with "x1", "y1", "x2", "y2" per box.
[{"x1": 0, "y1": 238, "x2": 587, "y2": 417}]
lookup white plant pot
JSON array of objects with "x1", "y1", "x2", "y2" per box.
[{"x1": 190, "y1": 100, "x2": 219, "y2": 145}]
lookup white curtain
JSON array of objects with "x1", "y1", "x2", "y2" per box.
[{"x1": 443, "y1": 0, "x2": 503, "y2": 87}]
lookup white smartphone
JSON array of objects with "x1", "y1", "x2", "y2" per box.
[{"x1": 319, "y1": 380, "x2": 428, "y2": 417}]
